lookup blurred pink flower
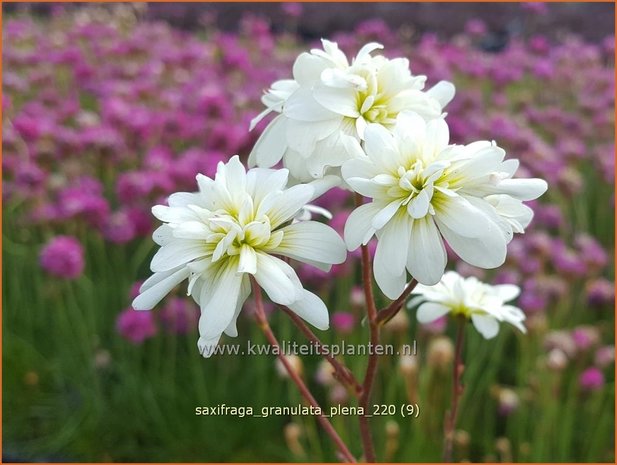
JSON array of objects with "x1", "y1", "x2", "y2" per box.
[
  {"x1": 160, "y1": 297, "x2": 199, "y2": 334},
  {"x1": 116, "y1": 308, "x2": 158, "y2": 344},
  {"x1": 39, "y1": 235, "x2": 85, "y2": 279},
  {"x1": 579, "y1": 367, "x2": 604, "y2": 391},
  {"x1": 281, "y1": 2, "x2": 302, "y2": 18},
  {"x1": 331, "y1": 312, "x2": 356, "y2": 334}
]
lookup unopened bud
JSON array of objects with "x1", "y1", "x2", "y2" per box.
[
  {"x1": 497, "y1": 388, "x2": 520, "y2": 415},
  {"x1": 398, "y1": 353, "x2": 418, "y2": 377},
  {"x1": 383, "y1": 310, "x2": 409, "y2": 333},
  {"x1": 454, "y1": 430, "x2": 470, "y2": 448},
  {"x1": 315, "y1": 359, "x2": 336, "y2": 386},
  {"x1": 350, "y1": 286, "x2": 365, "y2": 307},
  {"x1": 546, "y1": 348, "x2": 568, "y2": 371},
  {"x1": 384, "y1": 420, "x2": 400, "y2": 461},
  {"x1": 329, "y1": 384, "x2": 349, "y2": 404},
  {"x1": 496, "y1": 437, "x2": 512, "y2": 462},
  {"x1": 427, "y1": 336, "x2": 454, "y2": 371},
  {"x1": 24, "y1": 371, "x2": 39, "y2": 386},
  {"x1": 275, "y1": 355, "x2": 303, "y2": 378},
  {"x1": 284, "y1": 423, "x2": 305, "y2": 457}
]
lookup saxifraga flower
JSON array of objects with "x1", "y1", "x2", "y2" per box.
[
  {"x1": 343, "y1": 111, "x2": 547, "y2": 299},
  {"x1": 132, "y1": 156, "x2": 347, "y2": 357},
  {"x1": 409, "y1": 271, "x2": 526, "y2": 339},
  {"x1": 249, "y1": 39, "x2": 455, "y2": 182}
]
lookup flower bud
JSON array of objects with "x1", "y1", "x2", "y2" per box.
[
  {"x1": 594, "y1": 345, "x2": 615, "y2": 368},
  {"x1": 496, "y1": 437, "x2": 512, "y2": 462},
  {"x1": 315, "y1": 359, "x2": 336, "y2": 386},
  {"x1": 398, "y1": 353, "x2": 418, "y2": 377},
  {"x1": 350, "y1": 286, "x2": 365, "y2": 308},
  {"x1": 384, "y1": 420, "x2": 400, "y2": 461},
  {"x1": 284, "y1": 423, "x2": 305, "y2": 457},
  {"x1": 329, "y1": 384, "x2": 349, "y2": 404},
  {"x1": 24, "y1": 371, "x2": 39, "y2": 386},
  {"x1": 497, "y1": 388, "x2": 520, "y2": 415},
  {"x1": 383, "y1": 310, "x2": 409, "y2": 334},
  {"x1": 427, "y1": 336, "x2": 454, "y2": 372},
  {"x1": 275, "y1": 355, "x2": 303, "y2": 379},
  {"x1": 546, "y1": 348, "x2": 568, "y2": 371}
]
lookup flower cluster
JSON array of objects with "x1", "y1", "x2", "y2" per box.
[{"x1": 5, "y1": 7, "x2": 612, "y2": 355}]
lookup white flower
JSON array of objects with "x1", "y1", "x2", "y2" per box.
[
  {"x1": 342, "y1": 111, "x2": 547, "y2": 299},
  {"x1": 409, "y1": 271, "x2": 526, "y2": 339},
  {"x1": 132, "y1": 156, "x2": 347, "y2": 357},
  {"x1": 248, "y1": 39, "x2": 455, "y2": 183}
]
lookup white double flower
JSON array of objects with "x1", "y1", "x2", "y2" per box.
[
  {"x1": 249, "y1": 39, "x2": 455, "y2": 182},
  {"x1": 132, "y1": 156, "x2": 347, "y2": 356}
]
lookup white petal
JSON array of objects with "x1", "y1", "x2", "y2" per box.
[
  {"x1": 276, "y1": 220, "x2": 347, "y2": 265},
  {"x1": 371, "y1": 199, "x2": 404, "y2": 230},
  {"x1": 471, "y1": 314, "x2": 500, "y2": 339},
  {"x1": 434, "y1": 194, "x2": 491, "y2": 238},
  {"x1": 224, "y1": 276, "x2": 251, "y2": 337},
  {"x1": 355, "y1": 42, "x2": 383, "y2": 61},
  {"x1": 394, "y1": 111, "x2": 428, "y2": 143},
  {"x1": 286, "y1": 289, "x2": 330, "y2": 330},
  {"x1": 363, "y1": 123, "x2": 401, "y2": 172},
  {"x1": 248, "y1": 115, "x2": 288, "y2": 168},
  {"x1": 344, "y1": 202, "x2": 382, "y2": 250},
  {"x1": 407, "y1": 216, "x2": 447, "y2": 285},
  {"x1": 424, "y1": 118, "x2": 450, "y2": 157},
  {"x1": 286, "y1": 117, "x2": 339, "y2": 155},
  {"x1": 307, "y1": 175, "x2": 341, "y2": 200},
  {"x1": 152, "y1": 225, "x2": 174, "y2": 246},
  {"x1": 342, "y1": 156, "x2": 379, "y2": 181},
  {"x1": 259, "y1": 184, "x2": 314, "y2": 228},
  {"x1": 493, "y1": 284, "x2": 520, "y2": 302},
  {"x1": 172, "y1": 221, "x2": 211, "y2": 240},
  {"x1": 407, "y1": 189, "x2": 431, "y2": 219},
  {"x1": 152, "y1": 205, "x2": 198, "y2": 224},
  {"x1": 254, "y1": 253, "x2": 303, "y2": 305},
  {"x1": 238, "y1": 244, "x2": 257, "y2": 274},
  {"x1": 197, "y1": 335, "x2": 222, "y2": 358},
  {"x1": 346, "y1": 177, "x2": 388, "y2": 198},
  {"x1": 132, "y1": 267, "x2": 190, "y2": 310},
  {"x1": 425, "y1": 80, "x2": 456, "y2": 108},
  {"x1": 436, "y1": 217, "x2": 507, "y2": 269},
  {"x1": 494, "y1": 178, "x2": 548, "y2": 201},
  {"x1": 284, "y1": 87, "x2": 338, "y2": 122},
  {"x1": 168, "y1": 192, "x2": 201, "y2": 208},
  {"x1": 151, "y1": 240, "x2": 206, "y2": 272},
  {"x1": 222, "y1": 155, "x2": 247, "y2": 195},
  {"x1": 313, "y1": 84, "x2": 360, "y2": 118},
  {"x1": 199, "y1": 259, "x2": 243, "y2": 339},
  {"x1": 247, "y1": 168, "x2": 289, "y2": 205},
  {"x1": 373, "y1": 211, "x2": 410, "y2": 299},
  {"x1": 293, "y1": 52, "x2": 328, "y2": 85},
  {"x1": 416, "y1": 302, "x2": 451, "y2": 324}
]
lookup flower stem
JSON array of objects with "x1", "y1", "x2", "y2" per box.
[
  {"x1": 359, "y1": 241, "x2": 379, "y2": 462},
  {"x1": 354, "y1": 193, "x2": 380, "y2": 463},
  {"x1": 251, "y1": 279, "x2": 356, "y2": 463},
  {"x1": 375, "y1": 279, "x2": 417, "y2": 326},
  {"x1": 443, "y1": 317, "x2": 466, "y2": 462},
  {"x1": 280, "y1": 305, "x2": 363, "y2": 396}
]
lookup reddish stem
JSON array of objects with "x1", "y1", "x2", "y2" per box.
[
  {"x1": 375, "y1": 279, "x2": 417, "y2": 326},
  {"x1": 251, "y1": 279, "x2": 356, "y2": 463},
  {"x1": 443, "y1": 318, "x2": 466, "y2": 462},
  {"x1": 280, "y1": 305, "x2": 363, "y2": 395}
]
